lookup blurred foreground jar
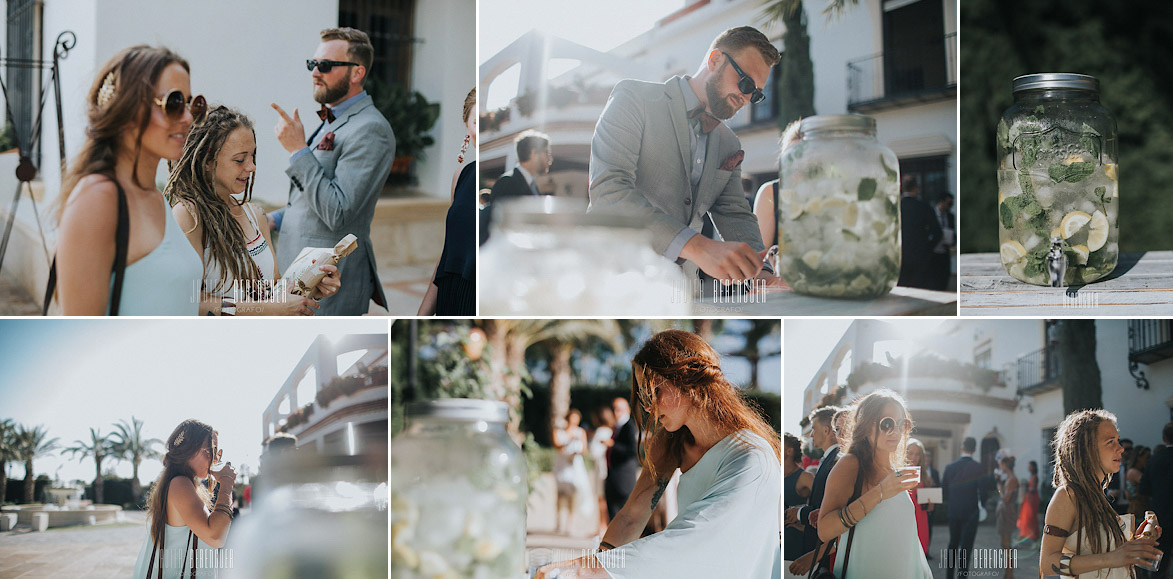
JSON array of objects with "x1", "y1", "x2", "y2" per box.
[
  {"x1": 223, "y1": 453, "x2": 387, "y2": 578},
  {"x1": 479, "y1": 197, "x2": 691, "y2": 315},
  {"x1": 996, "y1": 73, "x2": 1118, "y2": 286},
  {"x1": 391, "y1": 399, "x2": 527, "y2": 579},
  {"x1": 777, "y1": 114, "x2": 901, "y2": 298}
]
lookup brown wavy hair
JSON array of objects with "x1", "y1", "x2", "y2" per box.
[
  {"x1": 57, "y1": 45, "x2": 190, "y2": 220},
  {"x1": 784, "y1": 432, "x2": 802, "y2": 467},
  {"x1": 841, "y1": 389, "x2": 913, "y2": 490},
  {"x1": 462, "y1": 87, "x2": 476, "y2": 124},
  {"x1": 631, "y1": 329, "x2": 781, "y2": 481},
  {"x1": 1052, "y1": 409, "x2": 1129, "y2": 569},
  {"x1": 164, "y1": 106, "x2": 258, "y2": 293},
  {"x1": 144, "y1": 419, "x2": 216, "y2": 550}
]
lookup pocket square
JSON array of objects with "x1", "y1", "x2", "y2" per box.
[
  {"x1": 720, "y1": 150, "x2": 745, "y2": 171},
  {"x1": 317, "y1": 132, "x2": 336, "y2": 151}
]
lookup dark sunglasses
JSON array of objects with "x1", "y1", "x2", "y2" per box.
[
  {"x1": 306, "y1": 59, "x2": 359, "y2": 74},
  {"x1": 721, "y1": 51, "x2": 765, "y2": 105},
  {"x1": 879, "y1": 416, "x2": 913, "y2": 435},
  {"x1": 154, "y1": 90, "x2": 206, "y2": 124}
]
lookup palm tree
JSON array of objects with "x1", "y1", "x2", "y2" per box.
[
  {"x1": 0, "y1": 419, "x2": 15, "y2": 504},
  {"x1": 527, "y1": 320, "x2": 625, "y2": 438},
  {"x1": 112, "y1": 417, "x2": 162, "y2": 505},
  {"x1": 15, "y1": 424, "x2": 58, "y2": 503},
  {"x1": 63, "y1": 428, "x2": 117, "y2": 504},
  {"x1": 731, "y1": 320, "x2": 782, "y2": 390}
]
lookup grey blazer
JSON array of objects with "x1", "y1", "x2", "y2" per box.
[
  {"x1": 278, "y1": 94, "x2": 395, "y2": 316},
  {"x1": 587, "y1": 76, "x2": 765, "y2": 259}
]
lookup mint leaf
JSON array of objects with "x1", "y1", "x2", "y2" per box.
[
  {"x1": 881, "y1": 155, "x2": 898, "y2": 183},
  {"x1": 1033, "y1": 105, "x2": 1045, "y2": 114},
  {"x1": 1024, "y1": 251, "x2": 1049, "y2": 279},
  {"x1": 1080, "y1": 132, "x2": 1101, "y2": 161},
  {"x1": 858, "y1": 178, "x2": 877, "y2": 201},
  {"x1": 1048, "y1": 162, "x2": 1095, "y2": 184},
  {"x1": 1020, "y1": 135, "x2": 1042, "y2": 169},
  {"x1": 1000, "y1": 201, "x2": 1015, "y2": 229},
  {"x1": 1017, "y1": 171, "x2": 1035, "y2": 197},
  {"x1": 996, "y1": 119, "x2": 1010, "y2": 152},
  {"x1": 1095, "y1": 186, "x2": 1111, "y2": 206}
]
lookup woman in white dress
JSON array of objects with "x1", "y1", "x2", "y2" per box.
[
  {"x1": 132, "y1": 419, "x2": 237, "y2": 577},
  {"x1": 535, "y1": 329, "x2": 782, "y2": 578},
  {"x1": 817, "y1": 389, "x2": 931, "y2": 579},
  {"x1": 1040, "y1": 409, "x2": 1162, "y2": 579},
  {"x1": 553, "y1": 409, "x2": 594, "y2": 535}
]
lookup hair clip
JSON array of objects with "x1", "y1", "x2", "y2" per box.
[
  {"x1": 97, "y1": 71, "x2": 117, "y2": 108},
  {"x1": 173, "y1": 430, "x2": 185, "y2": 447}
]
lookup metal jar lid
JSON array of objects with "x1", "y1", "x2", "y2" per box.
[
  {"x1": 406, "y1": 398, "x2": 509, "y2": 423},
  {"x1": 1012, "y1": 73, "x2": 1099, "y2": 93},
  {"x1": 799, "y1": 114, "x2": 876, "y2": 134},
  {"x1": 492, "y1": 195, "x2": 645, "y2": 229}
]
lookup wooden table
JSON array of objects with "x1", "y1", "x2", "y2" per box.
[
  {"x1": 960, "y1": 251, "x2": 1173, "y2": 315},
  {"x1": 691, "y1": 285, "x2": 957, "y2": 316}
]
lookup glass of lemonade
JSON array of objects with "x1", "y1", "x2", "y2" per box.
[
  {"x1": 777, "y1": 114, "x2": 901, "y2": 298},
  {"x1": 997, "y1": 73, "x2": 1119, "y2": 286}
]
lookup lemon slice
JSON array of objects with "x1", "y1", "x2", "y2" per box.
[
  {"x1": 1050, "y1": 227, "x2": 1061, "y2": 239},
  {"x1": 844, "y1": 203, "x2": 859, "y2": 228},
  {"x1": 802, "y1": 250, "x2": 823, "y2": 269},
  {"x1": 787, "y1": 203, "x2": 805, "y2": 220},
  {"x1": 1000, "y1": 241, "x2": 1027, "y2": 265},
  {"x1": 780, "y1": 189, "x2": 797, "y2": 206},
  {"x1": 1105, "y1": 164, "x2": 1118, "y2": 182},
  {"x1": 1064, "y1": 154, "x2": 1084, "y2": 165},
  {"x1": 1087, "y1": 211, "x2": 1109, "y2": 251},
  {"x1": 1060, "y1": 211, "x2": 1092, "y2": 239},
  {"x1": 804, "y1": 198, "x2": 825, "y2": 215},
  {"x1": 1071, "y1": 244, "x2": 1089, "y2": 265}
]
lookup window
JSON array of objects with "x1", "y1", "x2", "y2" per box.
[
  {"x1": 899, "y1": 155, "x2": 951, "y2": 204},
  {"x1": 5, "y1": 0, "x2": 41, "y2": 163},
  {"x1": 729, "y1": 65, "x2": 781, "y2": 129},
  {"x1": 974, "y1": 343, "x2": 992, "y2": 370},
  {"x1": 881, "y1": 0, "x2": 947, "y2": 97},
  {"x1": 339, "y1": 0, "x2": 416, "y2": 88}
]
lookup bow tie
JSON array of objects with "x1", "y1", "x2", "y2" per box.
[
  {"x1": 688, "y1": 106, "x2": 720, "y2": 134},
  {"x1": 317, "y1": 104, "x2": 336, "y2": 123}
]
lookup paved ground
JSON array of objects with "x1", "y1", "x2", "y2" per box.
[
  {"x1": 927, "y1": 519, "x2": 1039, "y2": 579},
  {"x1": 0, "y1": 511, "x2": 146, "y2": 578}
]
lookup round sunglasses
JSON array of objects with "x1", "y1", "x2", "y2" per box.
[
  {"x1": 879, "y1": 416, "x2": 913, "y2": 435},
  {"x1": 721, "y1": 51, "x2": 766, "y2": 105},
  {"x1": 306, "y1": 59, "x2": 359, "y2": 74},
  {"x1": 154, "y1": 90, "x2": 207, "y2": 124}
]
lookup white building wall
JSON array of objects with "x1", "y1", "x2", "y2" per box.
[{"x1": 411, "y1": 0, "x2": 476, "y2": 198}]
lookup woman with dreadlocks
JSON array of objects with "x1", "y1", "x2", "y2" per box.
[
  {"x1": 1040, "y1": 409, "x2": 1163, "y2": 578},
  {"x1": 165, "y1": 106, "x2": 340, "y2": 316},
  {"x1": 535, "y1": 329, "x2": 782, "y2": 579},
  {"x1": 132, "y1": 419, "x2": 236, "y2": 577}
]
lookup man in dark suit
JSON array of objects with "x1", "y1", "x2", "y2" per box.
[
  {"x1": 942, "y1": 437, "x2": 990, "y2": 579},
  {"x1": 605, "y1": 397, "x2": 639, "y2": 519},
  {"x1": 1140, "y1": 423, "x2": 1173, "y2": 578},
  {"x1": 492, "y1": 130, "x2": 551, "y2": 199},
  {"x1": 898, "y1": 175, "x2": 944, "y2": 290},
  {"x1": 929, "y1": 192, "x2": 955, "y2": 290},
  {"x1": 786, "y1": 406, "x2": 843, "y2": 574}
]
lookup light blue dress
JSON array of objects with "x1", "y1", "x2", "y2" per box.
[
  {"x1": 832, "y1": 487, "x2": 932, "y2": 578},
  {"x1": 131, "y1": 521, "x2": 221, "y2": 578},
  {"x1": 595, "y1": 429, "x2": 782, "y2": 578},
  {"x1": 108, "y1": 195, "x2": 202, "y2": 315}
]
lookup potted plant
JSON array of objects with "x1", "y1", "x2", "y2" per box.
[{"x1": 369, "y1": 78, "x2": 440, "y2": 186}]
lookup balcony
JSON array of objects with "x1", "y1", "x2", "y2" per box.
[
  {"x1": 847, "y1": 33, "x2": 957, "y2": 113},
  {"x1": 1015, "y1": 343, "x2": 1060, "y2": 395},
  {"x1": 1129, "y1": 319, "x2": 1173, "y2": 365}
]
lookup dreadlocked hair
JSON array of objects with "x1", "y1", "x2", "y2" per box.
[
  {"x1": 631, "y1": 329, "x2": 781, "y2": 482},
  {"x1": 164, "y1": 106, "x2": 258, "y2": 293},
  {"x1": 144, "y1": 419, "x2": 216, "y2": 551},
  {"x1": 1052, "y1": 409, "x2": 1129, "y2": 569}
]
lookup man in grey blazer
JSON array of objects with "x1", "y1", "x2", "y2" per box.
[
  {"x1": 588, "y1": 26, "x2": 780, "y2": 285},
  {"x1": 272, "y1": 27, "x2": 394, "y2": 315}
]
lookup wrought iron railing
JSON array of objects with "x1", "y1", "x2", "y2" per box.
[
  {"x1": 847, "y1": 32, "x2": 957, "y2": 108},
  {"x1": 1128, "y1": 319, "x2": 1173, "y2": 368},
  {"x1": 1015, "y1": 343, "x2": 1060, "y2": 392}
]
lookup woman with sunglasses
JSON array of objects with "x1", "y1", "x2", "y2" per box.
[
  {"x1": 536, "y1": 329, "x2": 782, "y2": 578},
  {"x1": 53, "y1": 46, "x2": 205, "y2": 315},
  {"x1": 133, "y1": 419, "x2": 237, "y2": 577},
  {"x1": 165, "y1": 106, "x2": 339, "y2": 316},
  {"x1": 1040, "y1": 409, "x2": 1162, "y2": 579},
  {"x1": 817, "y1": 389, "x2": 930, "y2": 579}
]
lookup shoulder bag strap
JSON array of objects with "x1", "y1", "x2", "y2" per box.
[
  {"x1": 838, "y1": 469, "x2": 866, "y2": 578},
  {"x1": 145, "y1": 523, "x2": 165, "y2": 579},
  {"x1": 42, "y1": 176, "x2": 130, "y2": 315}
]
